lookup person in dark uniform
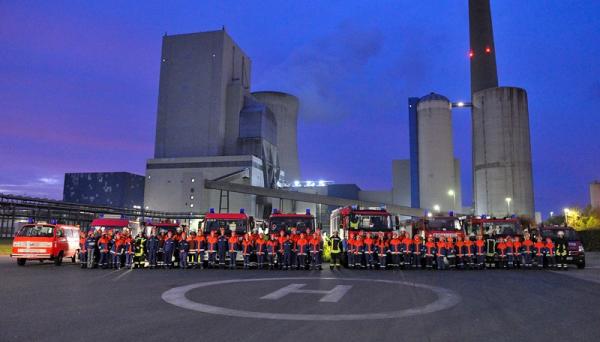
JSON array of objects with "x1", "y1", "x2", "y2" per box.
[
  {"x1": 146, "y1": 230, "x2": 159, "y2": 269},
  {"x1": 555, "y1": 230, "x2": 569, "y2": 270},
  {"x1": 217, "y1": 227, "x2": 229, "y2": 269}
]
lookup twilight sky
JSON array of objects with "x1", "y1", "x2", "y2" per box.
[{"x1": 1, "y1": 1, "x2": 599, "y2": 217}]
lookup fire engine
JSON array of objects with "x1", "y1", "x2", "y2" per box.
[
  {"x1": 330, "y1": 206, "x2": 396, "y2": 240},
  {"x1": 267, "y1": 209, "x2": 316, "y2": 235},
  {"x1": 200, "y1": 208, "x2": 252, "y2": 236},
  {"x1": 411, "y1": 214, "x2": 465, "y2": 240},
  {"x1": 90, "y1": 215, "x2": 141, "y2": 236},
  {"x1": 465, "y1": 216, "x2": 523, "y2": 238}
]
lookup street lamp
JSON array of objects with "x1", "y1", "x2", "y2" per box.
[
  {"x1": 448, "y1": 189, "x2": 456, "y2": 211},
  {"x1": 550, "y1": 211, "x2": 554, "y2": 217},
  {"x1": 564, "y1": 208, "x2": 570, "y2": 226},
  {"x1": 505, "y1": 197, "x2": 512, "y2": 215},
  {"x1": 433, "y1": 204, "x2": 441, "y2": 213}
]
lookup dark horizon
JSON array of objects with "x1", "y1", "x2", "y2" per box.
[{"x1": 1, "y1": 1, "x2": 599, "y2": 218}]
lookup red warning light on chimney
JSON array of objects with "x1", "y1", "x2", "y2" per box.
[
  {"x1": 469, "y1": 50, "x2": 474, "y2": 58},
  {"x1": 485, "y1": 46, "x2": 491, "y2": 54}
]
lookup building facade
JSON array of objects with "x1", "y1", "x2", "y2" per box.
[{"x1": 63, "y1": 172, "x2": 144, "y2": 209}]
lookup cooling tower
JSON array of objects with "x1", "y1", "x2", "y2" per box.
[
  {"x1": 416, "y1": 93, "x2": 460, "y2": 212},
  {"x1": 252, "y1": 91, "x2": 300, "y2": 182},
  {"x1": 472, "y1": 87, "x2": 534, "y2": 217}
]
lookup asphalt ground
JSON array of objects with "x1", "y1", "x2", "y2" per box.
[{"x1": 1, "y1": 254, "x2": 600, "y2": 342}]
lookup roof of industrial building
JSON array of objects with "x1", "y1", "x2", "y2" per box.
[{"x1": 419, "y1": 92, "x2": 450, "y2": 102}]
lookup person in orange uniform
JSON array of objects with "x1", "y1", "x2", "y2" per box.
[
  {"x1": 464, "y1": 235, "x2": 474, "y2": 269},
  {"x1": 375, "y1": 232, "x2": 388, "y2": 269},
  {"x1": 475, "y1": 234, "x2": 486, "y2": 269},
  {"x1": 545, "y1": 237, "x2": 556, "y2": 269},
  {"x1": 353, "y1": 234, "x2": 365, "y2": 269},
  {"x1": 522, "y1": 232, "x2": 534, "y2": 269},
  {"x1": 296, "y1": 233, "x2": 309, "y2": 270},
  {"x1": 364, "y1": 233, "x2": 376, "y2": 269},
  {"x1": 388, "y1": 232, "x2": 402, "y2": 269},
  {"x1": 98, "y1": 233, "x2": 110, "y2": 269},
  {"x1": 188, "y1": 231, "x2": 198, "y2": 269},
  {"x1": 241, "y1": 233, "x2": 254, "y2": 269},
  {"x1": 277, "y1": 230, "x2": 287, "y2": 270},
  {"x1": 309, "y1": 232, "x2": 323, "y2": 270},
  {"x1": 505, "y1": 236, "x2": 515, "y2": 269},
  {"x1": 497, "y1": 237, "x2": 508, "y2": 269},
  {"x1": 195, "y1": 232, "x2": 206, "y2": 269},
  {"x1": 512, "y1": 236, "x2": 522, "y2": 269},
  {"x1": 436, "y1": 236, "x2": 447, "y2": 270},
  {"x1": 79, "y1": 231, "x2": 87, "y2": 268},
  {"x1": 228, "y1": 231, "x2": 240, "y2": 270},
  {"x1": 124, "y1": 232, "x2": 134, "y2": 269},
  {"x1": 455, "y1": 235, "x2": 465, "y2": 269},
  {"x1": 412, "y1": 234, "x2": 423, "y2": 269},
  {"x1": 534, "y1": 235, "x2": 546, "y2": 269},
  {"x1": 267, "y1": 234, "x2": 278, "y2": 270},
  {"x1": 206, "y1": 231, "x2": 218, "y2": 268},
  {"x1": 446, "y1": 237, "x2": 456, "y2": 270},
  {"x1": 255, "y1": 233, "x2": 267, "y2": 269},
  {"x1": 402, "y1": 233, "x2": 413, "y2": 269},
  {"x1": 290, "y1": 227, "x2": 299, "y2": 269},
  {"x1": 424, "y1": 235, "x2": 436, "y2": 270}
]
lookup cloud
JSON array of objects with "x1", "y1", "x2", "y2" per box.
[
  {"x1": 0, "y1": 176, "x2": 63, "y2": 199},
  {"x1": 255, "y1": 21, "x2": 384, "y2": 122}
]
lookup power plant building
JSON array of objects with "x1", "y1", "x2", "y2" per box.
[
  {"x1": 469, "y1": 0, "x2": 535, "y2": 217},
  {"x1": 145, "y1": 29, "x2": 297, "y2": 217},
  {"x1": 591, "y1": 181, "x2": 600, "y2": 210},
  {"x1": 409, "y1": 93, "x2": 462, "y2": 213}
]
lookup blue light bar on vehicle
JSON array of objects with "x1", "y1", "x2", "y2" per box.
[
  {"x1": 209, "y1": 208, "x2": 215, "y2": 214},
  {"x1": 306, "y1": 209, "x2": 311, "y2": 215},
  {"x1": 240, "y1": 208, "x2": 245, "y2": 214}
]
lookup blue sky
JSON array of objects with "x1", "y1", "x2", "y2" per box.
[{"x1": 1, "y1": 1, "x2": 599, "y2": 218}]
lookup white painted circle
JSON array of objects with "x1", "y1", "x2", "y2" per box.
[{"x1": 162, "y1": 277, "x2": 461, "y2": 321}]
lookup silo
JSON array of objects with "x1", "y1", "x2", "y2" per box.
[
  {"x1": 251, "y1": 91, "x2": 300, "y2": 182},
  {"x1": 416, "y1": 93, "x2": 457, "y2": 212},
  {"x1": 590, "y1": 181, "x2": 600, "y2": 210},
  {"x1": 472, "y1": 86, "x2": 534, "y2": 217}
]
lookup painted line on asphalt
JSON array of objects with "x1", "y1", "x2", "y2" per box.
[
  {"x1": 161, "y1": 277, "x2": 461, "y2": 321},
  {"x1": 113, "y1": 269, "x2": 133, "y2": 281}
]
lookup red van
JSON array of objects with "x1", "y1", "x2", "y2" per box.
[{"x1": 11, "y1": 223, "x2": 80, "y2": 266}]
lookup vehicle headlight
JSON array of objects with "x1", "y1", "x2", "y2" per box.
[{"x1": 578, "y1": 245, "x2": 585, "y2": 252}]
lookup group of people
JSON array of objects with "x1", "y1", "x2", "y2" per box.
[
  {"x1": 79, "y1": 226, "x2": 571, "y2": 271},
  {"x1": 343, "y1": 229, "x2": 571, "y2": 270},
  {"x1": 79, "y1": 226, "x2": 326, "y2": 270}
]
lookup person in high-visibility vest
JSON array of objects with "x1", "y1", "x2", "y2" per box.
[
  {"x1": 328, "y1": 231, "x2": 343, "y2": 270},
  {"x1": 555, "y1": 231, "x2": 569, "y2": 270},
  {"x1": 133, "y1": 232, "x2": 146, "y2": 269}
]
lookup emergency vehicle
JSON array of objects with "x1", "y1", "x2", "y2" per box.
[
  {"x1": 146, "y1": 222, "x2": 180, "y2": 236},
  {"x1": 11, "y1": 222, "x2": 80, "y2": 266},
  {"x1": 540, "y1": 226, "x2": 585, "y2": 269},
  {"x1": 267, "y1": 209, "x2": 316, "y2": 235},
  {"x1": 465, "y1": 217, "x2": 523, "y2": 238},
  {"x1": 412, "y1": 214, "x2": 465, "y2": 240},
  {"x1": 200, "y1": 208, "x2": 251, "y2": 236},
  {"x1": 330, "y1": 206, "x2": 396, "y2": 240},
  {"x1": 90, "y1": 216, "x2": 141, "y2": 236}
]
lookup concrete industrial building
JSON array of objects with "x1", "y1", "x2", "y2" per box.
[
  {"x1": 591, "y1": 181, "x2": 600, "y2": 210},
  {"x1": 145, "y1": 29, "x2": 299, "y2": 217},
  {"x1": 469, "y1": 0, "x2": 535, "y2": 218},
  {"x1": 252, "y1": 91, "x2": 301, "y2": 182},
  {"x1": 63, "y1": 172, "x2": 145, "y2": 209},
  {"x1": 408, "y1": 94, "x2": 462, "y2": 213}
]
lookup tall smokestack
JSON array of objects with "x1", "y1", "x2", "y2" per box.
[{"x1": 469, "y1": 0, "x2": 498, "y2": 95}]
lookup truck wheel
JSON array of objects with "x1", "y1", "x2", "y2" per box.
[
  {"x1": 577, "y1": 261, "x2": 585, "y2": 269},
  {"x1": 17, "y1": 258, "x2": 26, "y2": 266},
  {"x1": 54, "y1": 252, "x2": 64, "y2": 266}
]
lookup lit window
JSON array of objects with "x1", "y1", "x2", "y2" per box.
[
  {"x1": 190, "y1": 195, "x2": 194, "y2": 200},
  {"x1": 191, "y1": 178, "x2": 195, "y2": 183},
  {"x1": 190, "y1": 204, "x2": 194, "y2": 208}
]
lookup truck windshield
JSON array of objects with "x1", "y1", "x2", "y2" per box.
[
  {"x1": 269, "y1": 217, "x2": 314, "y2": 234},
  {"x1": 205, "y1": 219, "x2": 247, "y2": 235},
  {"x1": 17, "y1": 225, "x2": 54, "y2": 237},
  {"x1": 482, "y1": 222, "x2": 522, "y2": 236},
  {"x1": 427, "y1": 218, "x2": 461, "y2": 231},
  {"x1": 354, "y1": 215, "x2": 391, "y2": 231},
  {"x1": 541, "y1": 229, "x2": 579, "y2": 241}
]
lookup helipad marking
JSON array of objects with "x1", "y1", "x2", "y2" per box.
[
  {"x1": 260, "y1": 283, "x2": 353, "y2": 302},
  {"x1": 161, "y1": 277, "x2": 461, "y2": 321}
]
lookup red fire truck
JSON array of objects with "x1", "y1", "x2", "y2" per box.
[
  {"x1": 411, "y1": 214, "x2": 465, "y2": 240},
  {"x1": 330, "y1": 206, "x2": 396, "y2": 240},
  {"x1": 267, "y1": 209, "x2": 316, "y2": 235},
  {"x1": 200, "y1": 208, "x2": 252, "y2": 237},
  {"x1": 465, "y1": 216, "x2": 523, "y2": 238}
]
